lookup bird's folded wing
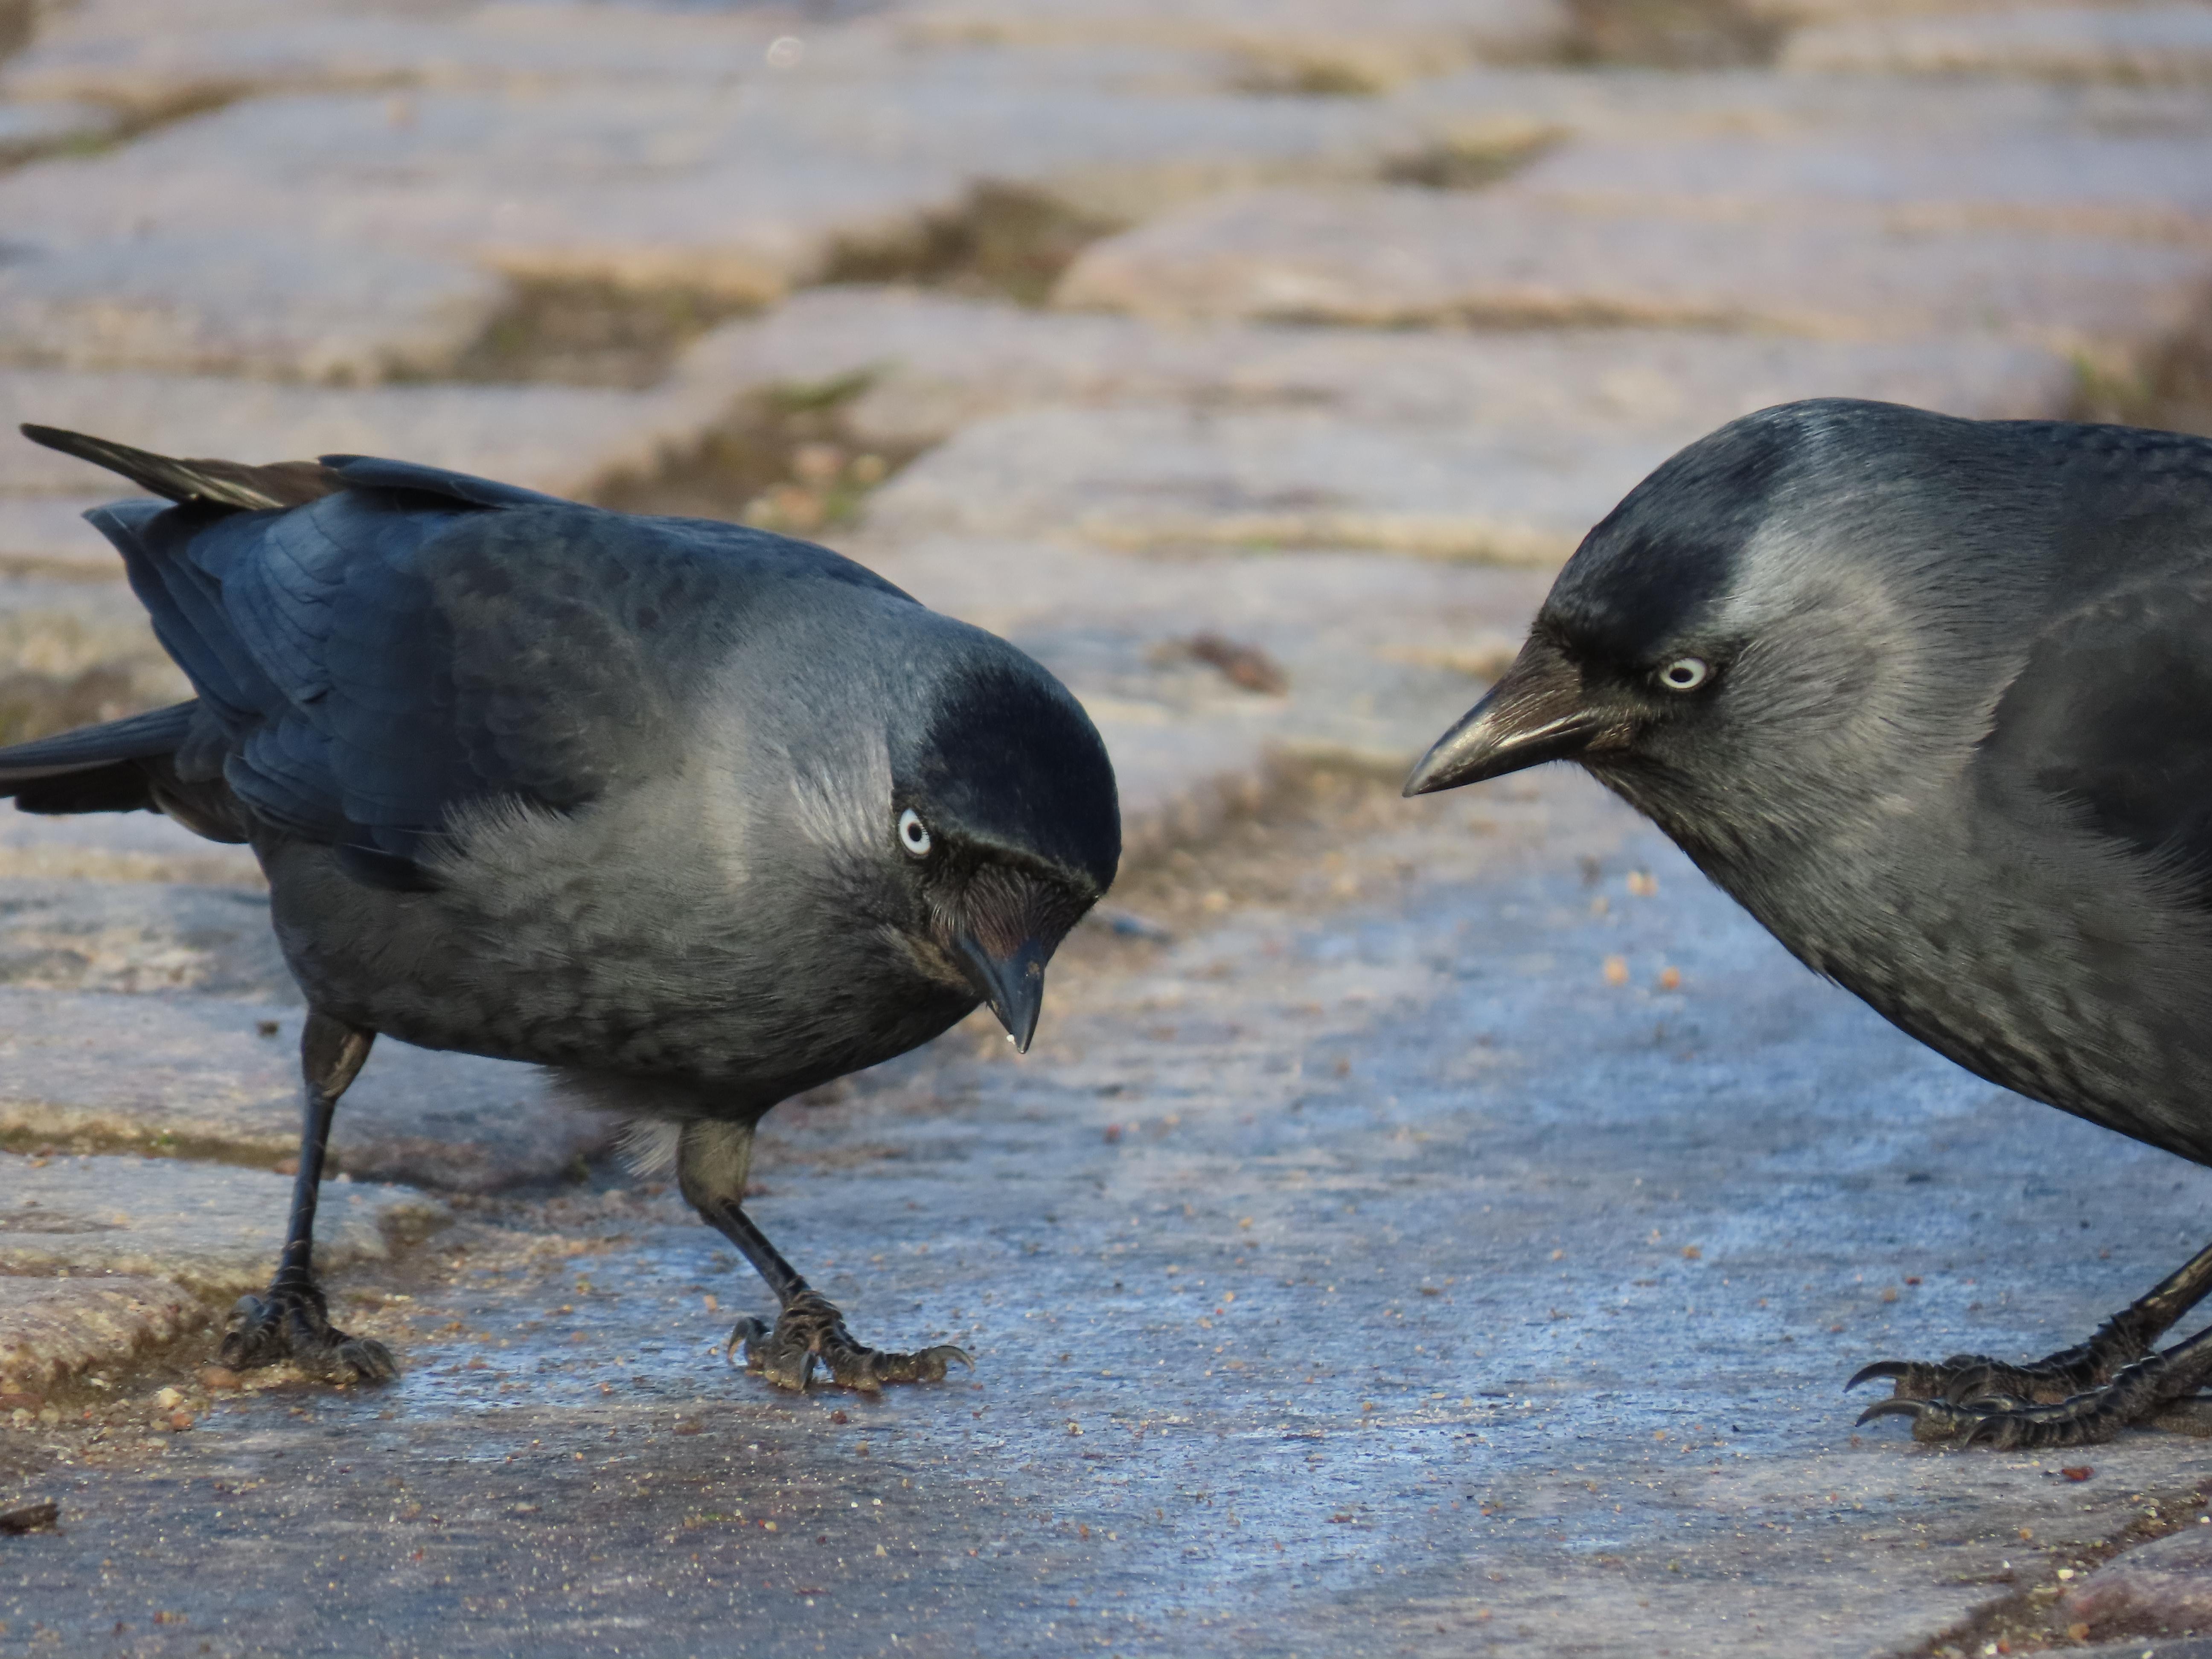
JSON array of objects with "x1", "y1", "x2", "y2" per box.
[
  {"x1": 1974, "y1": 565, "x2": 2212, "y2": 902},
  {"x1": 84, "y1": 460, "x2": 761, "y2": 882}
]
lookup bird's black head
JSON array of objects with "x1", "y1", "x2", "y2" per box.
[
  {"x1": 879, "y1": 645, "x2": 1120, "y2": 1052},
  {"x1": 1404, "y1": 400, "x2": 2006, "y2": 847}
]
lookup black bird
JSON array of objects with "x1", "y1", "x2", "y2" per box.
[
  {"x1": 7, "y1": 424, "x2": 1118, "y2": 1391},
  {"x1": 1407, "y1": 398, "x2": 2212, "y2": 1449}
]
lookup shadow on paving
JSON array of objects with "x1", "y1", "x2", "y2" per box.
[{"x1": 3, "y1": 774, "x2": 2211, "y2": 1656}]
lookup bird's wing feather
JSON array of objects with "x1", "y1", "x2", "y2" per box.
[
  {"x1": 1975, "y1": 565, "x2": 2212, "y2": 903},
  {"x1": 80, "y1": 457, "x2": 910, "y2": 885}
]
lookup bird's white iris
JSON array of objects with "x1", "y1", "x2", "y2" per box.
[
  {"x1": 897, "y1": 807, "x2": 932, "y2": 858},
  {"x1": 1658, "y1": 656, "x2": 1711, "y2": 692}
]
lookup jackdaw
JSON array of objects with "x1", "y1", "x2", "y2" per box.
[
  {"x1": 6, "y1": 425, "x2": 1119, "y2": 1391},
  {"x1": 1407, "y1": 398, "x2": 2212, "y2": 1449}
]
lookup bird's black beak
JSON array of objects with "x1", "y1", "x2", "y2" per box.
[
  {"x1": 1403, "y1": 633, "x2": 1606, "y2": 796},
  {"x1": 955, "y1": 932, "x2": 1048, "y2": 1054}
]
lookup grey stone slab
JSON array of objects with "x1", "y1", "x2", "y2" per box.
[
  {"x1": 1, "y1": 5, "x2": 1234, "y2": 111},
  {"x1": 867, "y1": 400, "x2": 1686, "y2": 565},
  {"x1": 0, "y1": 58, "x2": 1430, "y2": 316},
  {"x1": 0, "y1": 232, "x2": 506, "y2": 381},
  {"x1": 0, "y1": 369, "x2": 731, "y2": 499},
  {"x1": 1052, "y1": 185, "x2": 2212, "y2": 367},
  {"x1": 684, "y1": 286, "x2": 2074, "y2": 452},
  {"x1": 1512, "y1": 125, "x2": 2212, "y2": 241},
  {"x1": 0, "y1": 494, "x2": 125, "y2": 575},
  {"x1": 0, "y1": 991, "x2": 617, "y2": 1190},
  {"x1": 0, "y1": 1272, "x2": 207, "y2": 1393},
  {"x1": 2074, "y1": 1639, "x2": 2212, "y2": 1659},
  {"x1": 850, "y1": 311, "x2": 2069, "y2": 561},
  {"x1": 0, "y1": 563, "x2": 189, "y2": 709},
  {"x1": 0, "y1": 98, "x2": 113, "y2": 166},
  {"x1": 0, "y1": 878, "x2": 292, "y2": 998},
  {"x1": 1388, "y1": 60, "x2": 2212, "y2": 148},
  {"x1": 902, "y1": 0, "x2": 1571, "y2": 86},
  {"x1": 0, "y1": 803, "x2": 263, "y2": 887},
  {"x1": 0, "y1": 569, "x2": 172, "y2": 672},
  {"x1": 2067, "y1": 1523, "x2": 2212, "y2": 1640},
  {"x1": 0, "y1": 0, "x2": 796, "y2": 112},
  {"x1": 1786, "y1": 4, "x2": 2212, "y2": 85},
  {"x1": 1753, "y1": 0, "x2": 2049, "y2": 20},
  {"x1": 1080, "y1": 713, "x2": 1302, "y2": 864},
  {"x1": 0, "y1": 1149, "x2": 442, "y2": 1298}
]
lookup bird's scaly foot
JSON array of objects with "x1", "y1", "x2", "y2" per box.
[
  {"x1": 727, "y1": 1289, "x2": 970, "y2": 1392},
  {"x1": 1855, "y1": 1351, "x2": 2197, "y2": 1449},
  {"x1": 220, "y1": 1278, "x2": 396, "y2": 1383},
  {"x1": 1848, "y1": 1349, "x2": 2123, "y2": 1409},
  {"x1": 1846, "y1": 1307, "x2": 2161, "y2": 1408}
]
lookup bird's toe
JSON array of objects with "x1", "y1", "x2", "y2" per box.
[
  {"x1": 334, "y1": 1334, "x2": 399, "y2": 1385},
  {"x1": 1845, "y1": 1347, "x2": 2100, "y2": 1409},
  {"x1": 1854, "y1": 1397, "x2": 1977, "y2": 1442},
  {"x1": 726, "y1": 1316, "x2": 818, "y2": 1391},
  {"x1": 831, "y1": 1342, "x2": 972, "y2": 1389},
  {"x1": 1858, "y1": 1386, "x2": 2138, "y2": 1449},
  {"x1": 1844, "y1": 1359, "x2": 1910, "y2": 1390}
]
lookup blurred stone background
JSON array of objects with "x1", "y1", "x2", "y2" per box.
[{"x1": 3, "y1": 1, "x2": 2212, "y2": 1654}]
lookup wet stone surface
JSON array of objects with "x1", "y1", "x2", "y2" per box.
[
  {"x1": 0, "y1": 1275, "x2": 206, "y2": 1395},
  {"x1": 0, "y1": 992, "x2": 617, "y2": 1191},
  {"x1": 1, "y1": 773, "x2": 2209, "y2": 1655}
]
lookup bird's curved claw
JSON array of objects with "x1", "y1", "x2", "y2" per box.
[{"x1": 1845, "y1": 1360, "x2": 1912, "y2": 1391}]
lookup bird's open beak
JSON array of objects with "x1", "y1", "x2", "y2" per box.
[
  {"x1": 955, "y1": 933, "x2": 1048, "y2": 1053},
  {"x1": 1403, "y1": 634, "x2": 1605, "y2": 796}
]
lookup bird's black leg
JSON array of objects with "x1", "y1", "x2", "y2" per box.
[
  {"x1": 219, "y1": 1012, "x2": 395, "y2": 1383},
  {"x1": 1849, "y1": 1238, "x2": 2212, "y2": 1408},
  {"x1": 676, "y1": 1121, "x2": 969, "y2": 1393}
]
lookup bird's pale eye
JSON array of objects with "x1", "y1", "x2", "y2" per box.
[
  {"x1": 1657, "y1": 656, "x2": 1711, "y2": 693},
  {"x1": 897, "y1": 807, "x2": 932, "y2": 858}
]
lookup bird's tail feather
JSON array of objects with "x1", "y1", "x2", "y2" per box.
[
  {"x1": 0, "y1": 700, "x2": 242, "y2": 832},
  {"x1": 0, "y1": 701, "x2": 199, "y2": 783},
  {"x1": 19, "y1": 425, "x2": 343, "y2": 511}
]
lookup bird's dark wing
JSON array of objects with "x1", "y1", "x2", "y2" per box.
[
  {"x1": 1975, "y1": 565, "x2": 2212, "y2": 905},
  {"x1": 69, "y1": 448, "x2": 908, "y2": 888}
]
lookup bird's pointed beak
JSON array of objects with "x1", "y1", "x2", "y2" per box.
[
  {"x1": 955, "y1": 932, "x2": 1048, "y2": 1054},
  {"x1": 1403, "y1": 634, "x2": 1604, "y2": 796}
]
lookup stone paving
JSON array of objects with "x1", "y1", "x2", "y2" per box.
[{"x1": 0, "y1": 0, "x2": 2210, "y2": 1653}]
